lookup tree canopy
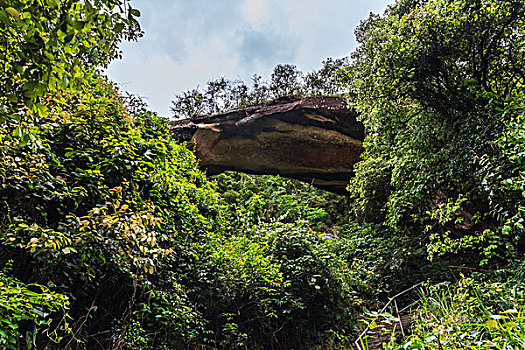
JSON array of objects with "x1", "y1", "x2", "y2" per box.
[
  {"x1": 347, "y1": 0, "x2": 525, "y2": 251},
  {"x1": 0, "y1": 0, "x2": 141, "y2": 111},
  {"x1": 170, "y1": 58, "x2": 350, "y2": 119}
]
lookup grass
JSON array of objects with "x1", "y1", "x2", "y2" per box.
[{"x1": 383, "y1": 277, "x2": 525, "y2": 349}]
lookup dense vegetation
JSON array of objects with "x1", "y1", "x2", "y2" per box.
[
  {"x1": 346, "y1": 0, "x2": 525, "y2": 348},
  {"x1": 1, "y1": 0, "x2": 525, "y2": 349}
]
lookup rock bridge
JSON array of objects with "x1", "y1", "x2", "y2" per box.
[{"x1": 170, "y1": 97, "x2": 364, "y2": 194}]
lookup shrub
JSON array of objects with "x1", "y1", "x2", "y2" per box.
[
  {"x1": 0, "y1": 77, "x2": 225, "y2": 348},
  {"x1": 0, "y1": 265, "x2": 70, "y2": 348}
]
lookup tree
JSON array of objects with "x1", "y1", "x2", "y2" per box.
[
  {"x1": 269, "y1": 64, "x2": 303, "y2": 98},
  {"x1": 0, "y1": 0, "x2": 142, "y2": 110},
  {"x1": 347, "y1": 0, "x2": 525, "y2": 265},
  {"x1": 303, "y1": 57, "x2": 350, "y2": 96},
  {"x1": 170, "y1": 60, "x2": 351, "y2": 119}
]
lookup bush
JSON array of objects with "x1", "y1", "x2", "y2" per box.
[
  {"x1": 0, "y1": 265, "x2": 70, "y2": 348},
  {"x1": 0, "y1": 77, "x2": 225, "y2": 348},
  {"x1": 185, "y1": 222, "x2": 361, "y2": 349}
]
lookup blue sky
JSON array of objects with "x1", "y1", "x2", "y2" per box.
[{"x1": 106, "y1": 0, "x2": 393, "y2": 116}]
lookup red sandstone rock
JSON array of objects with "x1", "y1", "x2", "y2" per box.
[{"x1": 171, "y1": 96, "x2": 364, "y2": 194}]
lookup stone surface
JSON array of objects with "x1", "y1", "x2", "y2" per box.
[{"x1": 171, "y1": 96, "x2": 364, "y2": 194}]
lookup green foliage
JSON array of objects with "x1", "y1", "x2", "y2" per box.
[
  {"x1": 1, "y1": 78, "x2": 222, "y2": 272},
  {"x1": 122, "y1": 281, "x2": 206, "y2": 349},
  {"x1": 213, "y1": 171, "x2": 350, "y2": 230},
  {"x1": 0, "y1": 73, "x2": 364, "y2": 348},
  {"x1": 337, "y1": 226, "x2": 428, "y2": 298},
  {"x1": 346, "y1": 2, "x2": 525, "y2": 344},
  {"x1": 0, "y1": 77, "x2": 227, "y2": 348},
  {"x1": 426, "y1": 195, "x2": 517, "y2": 266},
  {"x1": 0, "y1": 0, "x2": 141, "y2": 109},
  {"x1": 496, "y1": 104, "x2": 525, "y2": 249},
  {"x1": 385, "y1": 277, "x2": 525, "y2": 349},
  {"x1": 149, "y1": 171, "x2": 363, "y2": 348},
  {"x1": 7, "y1": 0, "x2": 525, "y2": 348},
  {"x1": 190, "y1": 222, "x2": 361, "y2": 348},
  {"x1": 347, "y1": 0, "x2": 525, "y2": 268},
  {"x1": 0, "y1": 264, "x2": 70, "y2": 348}
]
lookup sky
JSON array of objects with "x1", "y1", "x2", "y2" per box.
[{"x1": 106, "y1": 0, "x2": 393, "y2": 117}]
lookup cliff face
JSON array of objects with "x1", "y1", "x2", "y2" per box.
[{"x1": 171, "y1": 97, "x2": 364, "y2": 194}]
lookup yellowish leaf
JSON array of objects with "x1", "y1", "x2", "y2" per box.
[
  {"x1": 5, "y1": 7, "x2": 19, "y2": 20},
  {"x1": 486, "y1": 319, "x2": 498, "y2": 329}
]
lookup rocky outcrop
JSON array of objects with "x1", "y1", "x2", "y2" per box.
[{"x1": 171, "y1": 96, "x2": 364, "y2": 194}]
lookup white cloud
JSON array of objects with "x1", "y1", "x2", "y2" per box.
[
  {"x1": 107, "y1": 31, "x2": 244, "y2": 117},
  {"x1": 243, "y1": 0, "x2": 268, "y2": 23},
  {"x1": 106, "y1": 0, "x2": 392, "y2": 116}
]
